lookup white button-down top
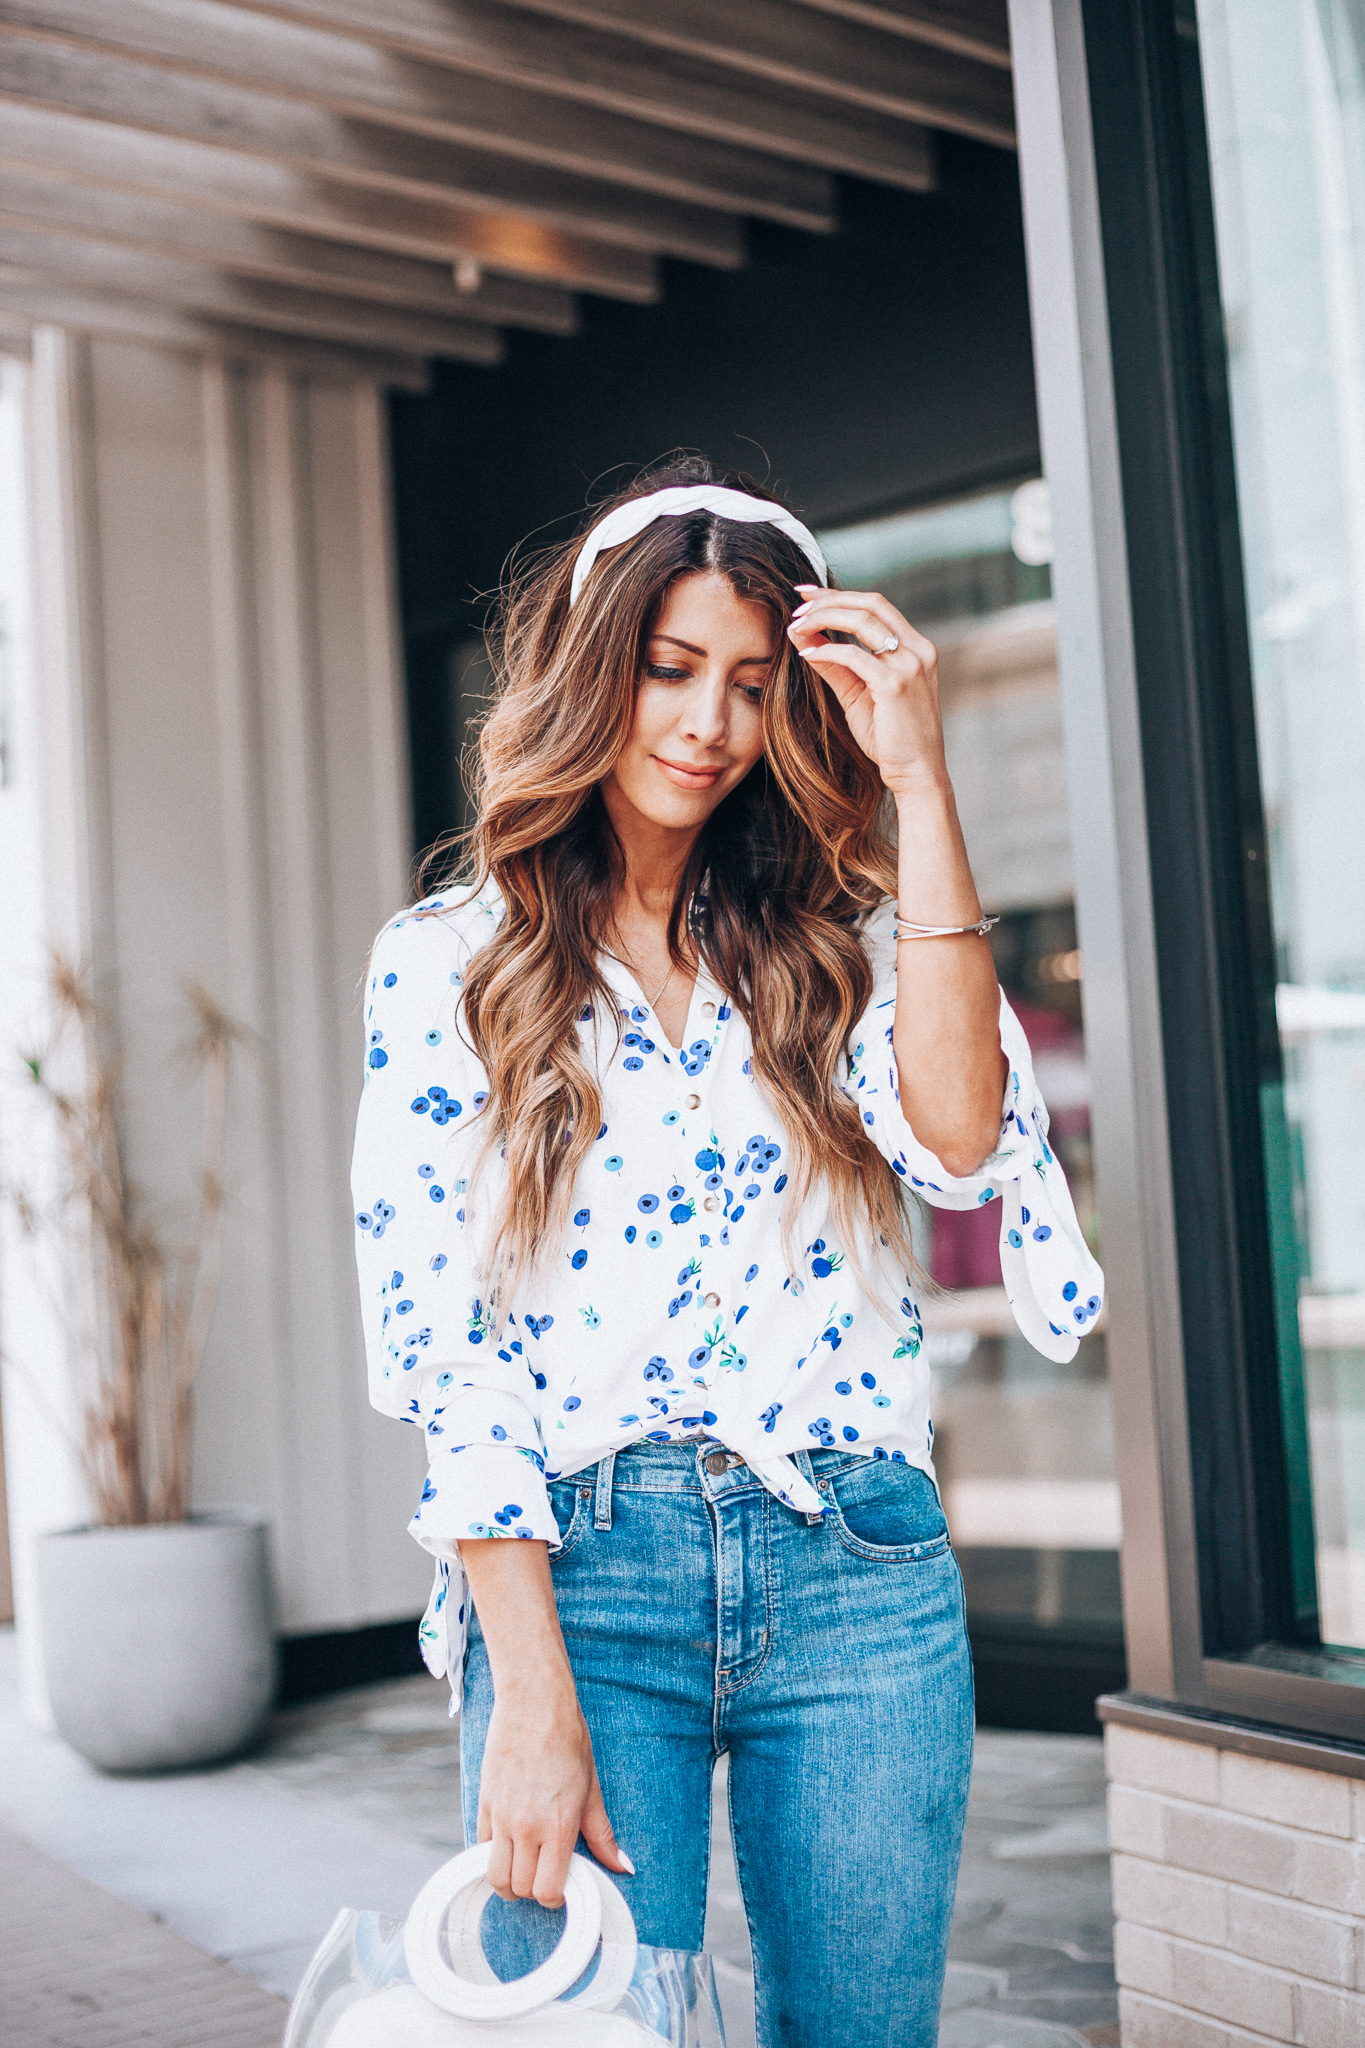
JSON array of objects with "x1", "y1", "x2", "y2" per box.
[{"x1": 351, "y1": 887, "x2": 1103, "y2": 1701}]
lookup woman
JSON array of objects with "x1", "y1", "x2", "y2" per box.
[{"x1": 352, "y1": 463, "x2": 1102, "y2": 2046}]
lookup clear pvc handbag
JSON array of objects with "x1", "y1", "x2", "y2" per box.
[{"x1": 283, "y1": 1843, "x2": 727, "y2": 2047}]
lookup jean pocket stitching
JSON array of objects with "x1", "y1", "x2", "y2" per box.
[
  {"x1": 548, "y1": 1485, "x2": 592, "y2": 1562},
  {"x1": 824, "y1": 1494, "x2": 952, "y2": 1563}
]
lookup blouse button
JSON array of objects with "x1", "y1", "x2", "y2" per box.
[
  {"x1": 704, "y1": 1291, "x2": 720, "y2": 1308},
  {"x1": 700, "y1": 1000, "x2": 716, "y2": 1017},
  {"x1": 703, "y1": 1195, "x2": 721, "y2": 1213},
  {"x1": 685, "y1": 1092, "x2": 700, "y2": 1109}
]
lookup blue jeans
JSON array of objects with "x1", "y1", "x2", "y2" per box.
[{"x1": 461, "y1": 1441, "x2": 974, "y2": 2048}]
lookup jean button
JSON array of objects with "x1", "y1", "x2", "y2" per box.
[{"x1": 705, "y1": 1451, "x2": 728, "y2": 1476}]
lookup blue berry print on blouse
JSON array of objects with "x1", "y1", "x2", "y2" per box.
[{"x1": 356, "y1": 1197, "x2": 394, "y2": 1238}]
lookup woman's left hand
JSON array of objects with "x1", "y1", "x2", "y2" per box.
[{"x1": 787, "y1": 585, "x2": 946, "y2": 795}]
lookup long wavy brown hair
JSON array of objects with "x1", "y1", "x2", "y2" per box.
[{"x1": 428, "y1": 459, "x2": 912, "y2": 1305}]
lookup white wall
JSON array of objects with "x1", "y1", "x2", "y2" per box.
[
  {"x1": 0, "y1": 329, "x2": 430, "y2": 1717},
  {"x1": 0, "y1": 349, "x2": 90, "y2": 1707}
]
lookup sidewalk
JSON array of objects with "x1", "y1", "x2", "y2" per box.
[
  {"x1": 944, "y1": 1733, "x2": 1118, "y2": 2046},
  {"x1": 0, "y1": 1628, "x2": 1118, "y2": 2045},
  {"x1": 1, "y1": 1825, "x2": 288, "y2": 2048}
]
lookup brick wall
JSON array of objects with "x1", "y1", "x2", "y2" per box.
[{"x1": 1106, "y1": 1725, "x2": 1365, "y2": 2046}]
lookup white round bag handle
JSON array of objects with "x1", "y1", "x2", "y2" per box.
[
  {"x1": 403, "y1": 1844, "x2": 638, "y2": 2021},
  {"x1": 565, "y1": 1862, "x2": 638, "y2": 2014}
]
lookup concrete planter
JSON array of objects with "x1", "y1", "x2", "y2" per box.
[{"x1": 35, "y1": 1511, "x2": 276, "y2": 1772}]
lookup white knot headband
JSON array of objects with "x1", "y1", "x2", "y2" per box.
[{"x1": 567, "y1": 484, "x2": 829, "y2": 606}]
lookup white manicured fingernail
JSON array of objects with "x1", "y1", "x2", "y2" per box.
[{"x1": 619, "y1": 1852, "x2": 636, "y2": 1874}]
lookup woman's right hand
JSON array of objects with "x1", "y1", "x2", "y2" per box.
[
  {"x1": 460, "y1": 1535, "x2": 633, "y2": 1907},
  {"x1": 477, "y1": 1670, "x2": 632, "y2": 1906}
]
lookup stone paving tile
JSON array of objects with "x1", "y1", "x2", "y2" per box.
[
  {"x1": 243, "y1": 1682, "x2": 465, "y2": 1851},
  {"x1": 938, "y1": 2019, "x2": 1109, "y2": 2047},
  {"x1": 0, "y1": 1823, "x2": 288, "y2": 2048},
  {"x1": 943, "y1": 1730, "x2": 1118, "y2": 2047}
]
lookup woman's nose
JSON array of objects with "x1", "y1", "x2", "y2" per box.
[{"x1": 682, "y1": 678, "x2": 727, "y2": 743}]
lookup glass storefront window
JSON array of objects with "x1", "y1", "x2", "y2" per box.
[
  {"x1": 818, "y1": 488, "x2": 1119, "y2": 1653},
  {"x1": 1198, "y1": 0, "x2": 1365, "y2": 1650}
]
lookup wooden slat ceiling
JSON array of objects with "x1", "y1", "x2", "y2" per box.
[{"x1": 0, "y1": 0, "x2": 1012, "y2": 383}]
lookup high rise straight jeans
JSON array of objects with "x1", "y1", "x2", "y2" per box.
[{"x1": 460, "y1": 1440, "x2": 974, "y2": 2048}]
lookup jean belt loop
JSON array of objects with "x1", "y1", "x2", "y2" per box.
[
  {"x1": 793, "y1": 1448, "x2": 824, "y2": 1526},
  {"x1": 594, "y1": 1450, "x2": 616, "y2": 1531}
]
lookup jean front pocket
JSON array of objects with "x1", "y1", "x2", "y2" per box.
[
  {"x1": 547, "y1": 1480, "x2": 593, "y2": 1564},
  {"x1": 823, "y1": 1458, "x2": 952, "y2": 1564}
]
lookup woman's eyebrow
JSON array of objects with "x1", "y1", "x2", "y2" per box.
[
  {"x1": 650, "y1": 633, "x2": 706, "y2": 656},
  {"x1": 650, "y1": 633, "x2": 769, "y2": 664}
]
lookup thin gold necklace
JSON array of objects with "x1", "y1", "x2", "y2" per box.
[
  {"x1": 608, "y1": 947, "x2": 675, "y2": 1011},
  {"x1": 646, "y1": 960, "x2": 675, "y2": 1012}
]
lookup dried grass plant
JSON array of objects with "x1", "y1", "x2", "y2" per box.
[{"x1": 6, "y1": 957, "x2": 245, "y2": 1526}]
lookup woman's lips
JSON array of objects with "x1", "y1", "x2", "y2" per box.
[{"x1": 654, "y1": 756, "x2": 724, "y2": 790}]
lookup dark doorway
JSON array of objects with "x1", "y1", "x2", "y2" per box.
[{"x1": 389, "y1": 139, "x2": 1040, "y2": 857}]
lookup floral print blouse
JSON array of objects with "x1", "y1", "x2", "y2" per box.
[{"x1": 351, "y1": 887, "x2": 1104, "y2": 1704}]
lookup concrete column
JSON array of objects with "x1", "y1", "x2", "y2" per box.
[{"x1": 0, "y1": 329, "x2": 429, "y2": 1721}]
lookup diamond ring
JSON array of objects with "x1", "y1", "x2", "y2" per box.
[{"x1": 880, "y1": 634, "x2": 899, "y2": 655}]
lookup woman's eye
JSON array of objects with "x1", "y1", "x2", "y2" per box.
[
  {"x1": 739, "y1": 684, "x2": 764, "y2": 704},
  {"x1": 644, "y1": 664, "x2": 689, "y2": 681}
]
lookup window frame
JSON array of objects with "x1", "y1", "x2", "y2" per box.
[{"x1": 1009, "y1": 0, "x2": 1365, "y2": 1742}]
